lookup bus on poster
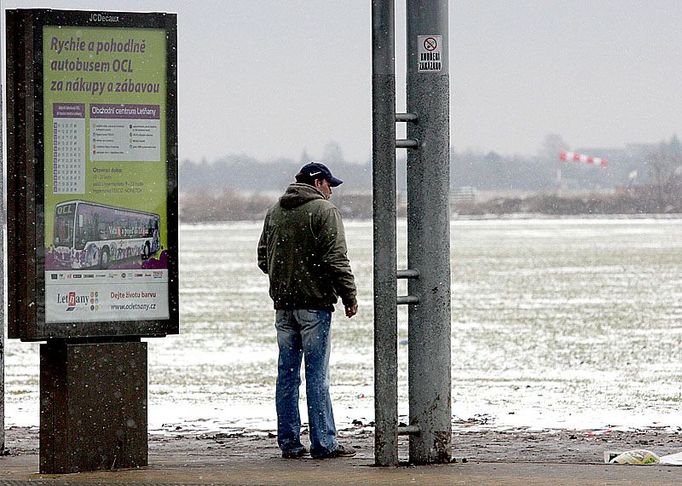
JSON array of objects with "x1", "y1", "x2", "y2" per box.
[{"x1": 49, "y1": 200, "x2": 161, "y2": 270}]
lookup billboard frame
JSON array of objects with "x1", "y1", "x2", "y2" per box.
[{"x1": 6, "y1": 9, "x2": 179, "y2": 340}]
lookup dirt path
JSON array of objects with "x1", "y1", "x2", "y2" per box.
[{"x1": 5, "y1": 424, "x2": 682, "y2": 464}]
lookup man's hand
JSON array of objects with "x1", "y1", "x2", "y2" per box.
[{"x1": 345, "y1": 304, "x2": 358, "y2": 318}]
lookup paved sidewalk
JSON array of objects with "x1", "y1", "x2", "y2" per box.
[
  {"x1": 3, "y1": 450, "x2": 682, "y2": 485},
  {"x1": 4, "y1": 427, "x2": 682, "y2": 485}
]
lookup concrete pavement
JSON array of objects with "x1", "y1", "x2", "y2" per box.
[{"x1": 3, "y1": 450, "x2": 682, "y2": 485}]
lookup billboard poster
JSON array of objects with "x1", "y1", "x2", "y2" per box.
[
  {"x1": 42, "y1": 22, "x2": 170, "y2": 322},
  {"x1": 7, "y1": 9, "x2": 178, "y2": 339}
]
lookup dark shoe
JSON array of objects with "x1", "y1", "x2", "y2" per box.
[
  {"x1": 315, "y1": 444, "x2": 357, "y2": 459},
  {"x1": 281, "y1": 447, "x2": 307, "y2": 459}
]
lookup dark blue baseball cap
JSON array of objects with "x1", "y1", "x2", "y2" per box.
[{"x1": 296, "y1": 162, "x2": 343, "y2": 187}]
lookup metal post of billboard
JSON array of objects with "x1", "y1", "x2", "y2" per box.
[{"x1": 406, "y1": 0, "x2": 451, "y2": 464}]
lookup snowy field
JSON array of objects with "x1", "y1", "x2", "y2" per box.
[{"x1": 5, "y1": 218, "x2": 682, "y2": 434}]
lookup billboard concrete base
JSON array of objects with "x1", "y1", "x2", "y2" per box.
[{"x1": 39, "y1": 340, "x2": 147, "y2": 473}]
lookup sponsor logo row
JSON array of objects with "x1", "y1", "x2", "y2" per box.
[{"x1": 49, "y1": 271, "x2": 164, "y2": 280}]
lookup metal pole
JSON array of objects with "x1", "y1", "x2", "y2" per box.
[
  {"x1": 372, "y1": 0, "x2": 399, "y2": 467},
  {"x1": 406, "y1": 0, "x2": 451, "y2": 464}
]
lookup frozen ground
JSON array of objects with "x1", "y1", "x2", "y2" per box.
[
  {"x1": 5, "y1": 423, "x2": 682, "y2": 466},
  {"x1": 5, "y1": 218, "x2": 682, "y2": 437}
]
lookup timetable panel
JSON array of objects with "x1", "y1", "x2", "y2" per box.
[{"x1": 52, "y1": 103, "x2": 86, "y2": 194}]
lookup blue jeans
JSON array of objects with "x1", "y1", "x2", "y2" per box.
[{"x1": 275, "y1": 309, "x2": 338, "y2": 457}]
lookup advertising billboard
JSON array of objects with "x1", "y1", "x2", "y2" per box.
[{"x1": 7, "y1": 10, "x2": 178, "y2": 339}]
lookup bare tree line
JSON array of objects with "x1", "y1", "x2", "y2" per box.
[{"x1": 179, "y1": 137, "x2": 682, "y2": 222}]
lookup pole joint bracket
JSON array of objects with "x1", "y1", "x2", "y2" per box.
[
  {"x1": 397, "y1": 295, "x2": 419, "y2": 305},
  {"x1": 395, "y1": 139, "x2": 419, "y2": 149},
  {"x1": 395, "y1": 112, "x2": 418, "y2": 123},
  {"x1": 397, "y1": 425, "x2": 421, "y2": 436},
  {"x1": 397, "y1": 269, "x2": 420, "y2": 279}
]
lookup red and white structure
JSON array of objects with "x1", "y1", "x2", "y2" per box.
[{"x1": 559, "y1": 151, "x2": 608, "y2": 167}]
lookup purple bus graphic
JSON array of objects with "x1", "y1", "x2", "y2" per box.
[{"x1": 52, "y1": 200, "x2": 161, "y2": 269}]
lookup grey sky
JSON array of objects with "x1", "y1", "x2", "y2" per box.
[{"x1": 3, "y1": 0, "x2": 681, "y2": 162}]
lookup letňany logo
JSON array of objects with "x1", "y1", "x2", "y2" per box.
[{"x1": 57, "y1": 291, "x2": 89, "y2": 311}]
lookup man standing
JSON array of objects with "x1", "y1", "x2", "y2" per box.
[{"x1": 258, "y1": 162, "x2": 358, "y2": 459}]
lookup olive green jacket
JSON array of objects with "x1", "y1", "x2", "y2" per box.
[{"x1": 258, "y1": 183, "x2": 357, "y2": 311}]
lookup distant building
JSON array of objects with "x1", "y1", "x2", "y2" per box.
[{"x1": 451, "y1": 186, "x2": 476, "y2": 204}]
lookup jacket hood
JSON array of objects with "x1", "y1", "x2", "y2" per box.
[{"x1": 279, "y1": 183, "x2": 326, "y2": 209}]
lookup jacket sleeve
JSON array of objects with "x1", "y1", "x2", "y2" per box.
[
  {"x1": 257, "y1": 213, "x2": 269, "y2": 274},
  {"x1": 317, "y1": 206, "x2": 357, "y2": 307}
]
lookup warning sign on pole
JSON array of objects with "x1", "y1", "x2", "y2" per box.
[{"x1": 417, "y1": 35, "x2": 442, "y2": 72}]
